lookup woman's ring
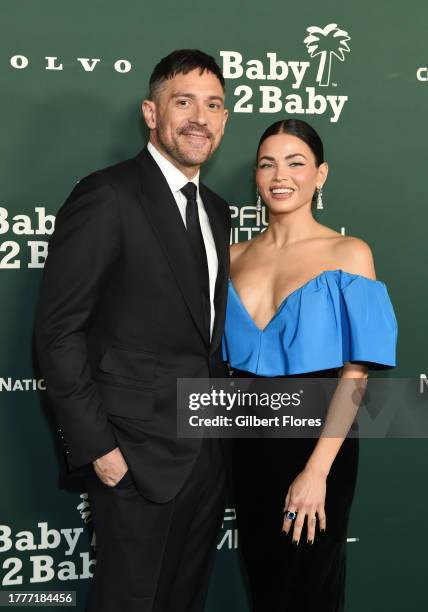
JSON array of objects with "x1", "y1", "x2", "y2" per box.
[{"x1": 284, "y1": 510, "x2": 297, "y2": 520}]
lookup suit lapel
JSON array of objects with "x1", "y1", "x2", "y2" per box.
[
  {"x1": 134, "y1": 147, "x2": 230, "y2": 355},
  {"x1": 134, "y1": 148, "x2": 209, "y2": 347},
  {"x1": 200, "y1": 184, "x2": 229, "y2": 355}
]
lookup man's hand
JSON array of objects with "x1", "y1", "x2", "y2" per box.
[{"x1": 93, "y1": 447, "x2": 128, "y2": 487}]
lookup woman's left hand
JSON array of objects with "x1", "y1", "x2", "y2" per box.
[{"x1": 282, "y1": 466, "x2": 327, "y2": 545}]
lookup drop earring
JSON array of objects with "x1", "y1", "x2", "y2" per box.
[
  {"x1": 256, "y1": 190, "x2": 262, "y2": 212},
  {"x1": 316, "y1": 185, "x2": 324, "y2": 210}
]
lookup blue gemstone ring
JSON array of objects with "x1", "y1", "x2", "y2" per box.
[{"x1": 284, "y1": 510, "x2": 297, "y2": 520}]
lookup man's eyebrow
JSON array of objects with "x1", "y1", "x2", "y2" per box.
[
  {"x1": 207, "y1": 95, "x2": 225, "y2": 102},
  {"x1": 171, "y1": 92, "x2": 195, "y2": 99},
  {"x1": 171, "y1": 92, "x2": 224, "y2": 102}
]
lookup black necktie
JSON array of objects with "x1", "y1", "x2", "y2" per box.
[{"x1": 181, "y1": 182, "x2": 211, "y2": 342}]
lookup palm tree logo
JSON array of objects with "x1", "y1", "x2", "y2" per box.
[{"x1": 304, "y1": 24, "x2": 351, "y2": 86}]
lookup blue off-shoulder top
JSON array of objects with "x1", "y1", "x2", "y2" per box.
[{"x1": 222, "y1": 269, "x2": 398, "y2": 376}]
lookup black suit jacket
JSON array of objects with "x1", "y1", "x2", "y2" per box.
[{"x1": 35, "y1": 147, "x2": 231, "y2": 503}]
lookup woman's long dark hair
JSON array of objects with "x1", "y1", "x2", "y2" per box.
[{"x1": 256, "y1": 119, "x2": 324, "y2": 167}]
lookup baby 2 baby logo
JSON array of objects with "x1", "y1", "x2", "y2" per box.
[{"x1": 220, "y1": 23, "x2": 351, "y2": 123}]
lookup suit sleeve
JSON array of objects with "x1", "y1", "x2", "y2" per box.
[
  {"x1": 34, "y1": 174, "x2": 120, "y2": 470},
  {"x1": 223, "y1": 198, "x2": 231, "y2": 228}
]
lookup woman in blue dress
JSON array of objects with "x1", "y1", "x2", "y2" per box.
[{"x1": 222, "y1": 119, "x2": 397, "y2": 611}]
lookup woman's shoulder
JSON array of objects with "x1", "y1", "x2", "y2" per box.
[
  {"x1": 330, "y1": 235, "x2": 376, "y2": 280},
  {"x1": 304, "y1": 224, "x2": 377, "y2": 280}
]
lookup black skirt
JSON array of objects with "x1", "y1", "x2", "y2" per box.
[{"x1": 231, "y1": 368, "x2": 359, "y2": 612}]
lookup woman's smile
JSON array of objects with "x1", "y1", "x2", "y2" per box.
[{"x1": 270, "y1": 186, "x2": 296, "y2": 200}]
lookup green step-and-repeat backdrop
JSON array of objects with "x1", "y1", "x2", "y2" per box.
[{"x1": 1, "y1": 1, "x2": 427, "y2": 610}]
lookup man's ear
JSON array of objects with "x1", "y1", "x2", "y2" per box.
[
  {"x1": 142, "y1": 99, "x2": 157, "y2": 129},
  {"x1": 221, "y1": 108, "x2": 229, "y2": 135}
]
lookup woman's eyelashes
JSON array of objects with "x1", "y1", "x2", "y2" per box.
[{"x1": 258, "y1": 162, "x2": 305, "y2": 169}]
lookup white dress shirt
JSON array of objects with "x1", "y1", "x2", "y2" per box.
[{"x1": 147, "y1": 142, "x2": 218, "y2": 340}]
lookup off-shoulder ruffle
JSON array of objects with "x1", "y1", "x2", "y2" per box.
[{"x1": 222, "y1": 269, "x2": 398, "y2": 376}]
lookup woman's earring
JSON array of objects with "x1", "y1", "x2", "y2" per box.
[
  {"x1": 256, "y1": 191, "x2": 262, "y2": 212},
  {"x1": 316, "y1": 185, "x2": 324, "y2": 210}
]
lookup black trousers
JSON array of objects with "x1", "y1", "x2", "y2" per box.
[
  {"x1": 231, "y1": 368, "x2": 359, "y2": 612},
  {"x1": 85, "y1": 438, "x2": 227, "y2": 612}
]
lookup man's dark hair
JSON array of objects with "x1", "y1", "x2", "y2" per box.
[{"x1": 149, "y1": 49, "x2": 225, "y2": 100}]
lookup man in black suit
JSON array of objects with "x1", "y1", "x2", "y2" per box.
[{"x1": 35, "y1": 49, "x2": 230, "y2": 611}]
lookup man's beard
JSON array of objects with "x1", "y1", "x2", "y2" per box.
[{"x1": 156, "y1": 123, "x2": 216, "y2": 168}]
